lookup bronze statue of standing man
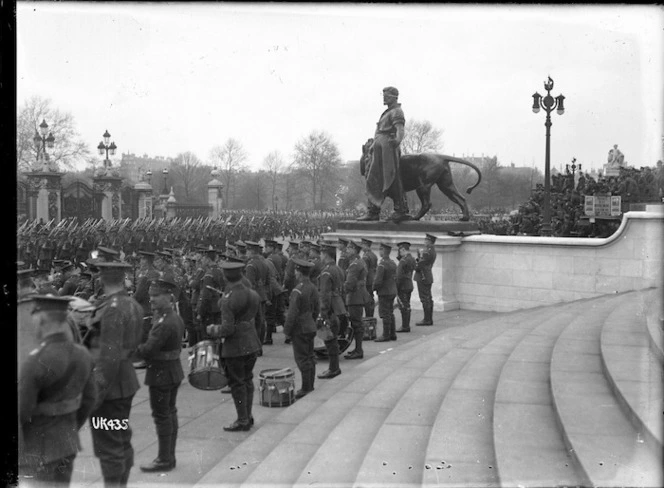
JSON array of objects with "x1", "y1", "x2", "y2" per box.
[{"x1": 358, "y1": 86, "x2": 411, "y2": 223}]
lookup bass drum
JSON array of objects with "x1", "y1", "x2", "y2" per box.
[{"x1": 314, "y1": 327, "x2": 354, "y2": 359}]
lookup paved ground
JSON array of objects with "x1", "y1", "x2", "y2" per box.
[
  {"x1": 68, "y1": 308, "x2": 493, "y2": 487},
  {"x1": 51, "y1": 290, "x2": 664, "y2": 487}
]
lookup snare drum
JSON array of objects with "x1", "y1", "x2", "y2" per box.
[
  {"x1": 259, "y1": 368, "x2": 295, "y2": 407},
  {"x1": 188, "y1": 340, "x2": 227, "y2": 390}
]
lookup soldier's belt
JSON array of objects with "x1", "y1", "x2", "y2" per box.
[
  {"x1": 151, "y1": 349, "x2": 181, "y2": 361},
  {"x1": 34, "y1": 394, "x2": 82, "y2": 416}
]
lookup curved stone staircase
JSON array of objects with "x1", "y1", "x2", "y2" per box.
[{"x1": 184, "y1": 288, "x2": 662, "y2": 488}]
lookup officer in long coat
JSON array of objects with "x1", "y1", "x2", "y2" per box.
[
  {"x1": 85, "y1": 261, "x2": 143, "y2": 487},
  {"x1": 361, "y1": 238, "x2": 378, "y2": 318},
  {"x1": 207, "y1": 262, "x2": 262, "y2": 431},
  {"x1": 19, "y1": 295, "x2": 98, "y2": 487},
  {"x1": 373, "y1": 242, "x2": 398, "y2": 342},
  {"x1": 414, "y1": 233, "x2": 437, "y2": 326},
  {"x1": 283, "y1": 258, "x2": 320, "y2": 398},
  {"x1": 395, "y1": 241, "x2": 416, "y2": 332},
  {"x1": 317, "y1": 244, "x2": 346, "y2": 379},
  {"x1": 343, "y1": 240, "x2": 371, "y2": 360},
  {"x1": 136, "y1": 276, "x2": 185, "y2": 473}
]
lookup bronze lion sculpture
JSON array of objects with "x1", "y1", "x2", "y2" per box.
[{"x1": 360, "y1": 138, "x2": 482, "y2": 221}]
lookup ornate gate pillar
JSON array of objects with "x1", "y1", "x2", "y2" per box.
[
  {"x1": 26, "y1": 171, "x2": 64, "y2": 223},
  {"x1": 134, "y1": 180, "x2": 153, "y2": 219},
  {"x1": 94, "y1": 175, "x2": 123, "y2": 221},
  {"x1": 208, "y1": 169, "x2": 224, "y2": 219}
]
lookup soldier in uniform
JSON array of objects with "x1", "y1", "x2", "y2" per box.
[
  {"x1": 395, "y1": 241, "x2": 416, "y2": 333},
  {"x1": 283, "y1": 259, "x2": 320, "y2": 398},
  {"x1": 244, "y1": 241, "x2": 269, "y2": 349},
  {"x1": 136, "y1": 276, "x2": 185, "y2": 473},
  {"x1": 58, "y1": 262, "x2": 80, "y2": 296},
  {"x1": 361, "y1": 238, "x2": 378, "y2": 318},
  {"x1": 262, "y1": 240, "x2": 284, "y2": 346},
  {"x1": 84, "y1": 261, "x2": 143, "y2": 487},
  {"x1": 337, "y1": 238, "x2": 350, "y2": 273},
  {"x1": 308, "y1": 243, "x2": 324, "y2": 285},
  {"x1": 373, "y1": 243, "x2": 398, "y2": 342},
  {"x1": 206, "y1": 262, "x2": 262, "y2": 431},
  {"x1": 343, "y1": 240, "x2": 371, "y2": 360},
  {"x1": 414, "y1": 234, "x2": 437, "y2": 326},
  {"x1": 196, "y1": 248, "x2": 224, "y2": 339},
  {"x1": 133, "y1": 251, "x2": 160, "y2": 369},
  {"x1": 282, "y1": 241, "x2": 300, "y2": 295},
  {"x1": 18, "y1": 295, "x2": 98, "y2": 487},
  {"x1": 33, "y1": 268, "x2": 59, "y2": 296},
  {"x1": 317, "y1": 244, "x2": 346, "y2": 379}
]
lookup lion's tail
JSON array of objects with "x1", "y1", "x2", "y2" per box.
[{"x1": 445, "y1": 156, "x2": 482, "y2": 194}]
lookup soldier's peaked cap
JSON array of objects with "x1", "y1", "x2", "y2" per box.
[
  {"x1": 95, "y1": 261, "x2": 132, "y2": 274},
  {"x1": 149, "y1": 276, "x2": 178, "y2": 294},
  {"x1": 288, "y1": 241, "x2": 299, "y2": 249},
  {"x1": 397, "y1": 241, "x2": 411, "y2": 249},
  {"x1": 220, "y1": 261, "x2": 245, "y2": 272},
  {"x1": 293, "y1": 258, "x2": 314, "y2": 269},
  {"x1": 97, "y1": 246, "x2": 120, "y2": 257},
  {"x1": 26, "y1": 295, "x2": 73, "y2": 313},
  {"x1": 244, "y1": 241, "x2": 262, "y2": 250},
  {"x1": 379, "y1": 242, "x2": 392, "y2": 250},
  {"x1": 347, "y1": 240, "x2": 362, "y2": 251},
  {"x1": 425, "y1": 233, "x2": 437, "y2": 243},
  {"x1": 264, "y1": 239, "x2": 278, "y2": 247},
  {"x1": 337, "y1": 238, "x2": 349, "y2": 245},
  {"x1": 361, "y1": 238, "x2": 373, "y2": 246}
]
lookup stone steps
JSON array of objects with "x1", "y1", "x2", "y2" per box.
[
  {"x1": 551, "y1": 290, "x2": 664, "y2": 488},
  {"x1": 494, "y1": 295, "x2": 617, "y2": 488},
  {"x1": 643, "y1": 287, "x2": 664, "y2": 363},
  {"x1": 599, "y1": 288, "x2": 663, "y2": 453}
]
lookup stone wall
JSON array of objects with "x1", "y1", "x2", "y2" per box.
[
  {"x1": 327, "y1": 206, "x2": 663, "y2": 313},
  {"x1": 454, "y1": 208, "x2": 663, "y2": 312}
]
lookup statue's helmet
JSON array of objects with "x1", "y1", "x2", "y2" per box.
[{"x1": 383, "y1": 86, "x2": 399, "y2": 97}]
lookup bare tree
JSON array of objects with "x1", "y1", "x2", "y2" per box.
[
  {"x1": 401, "y1": 119, "x2": 444, "y2": 155},
  {"x1": 263, "y1": 151, "x2": 284, "y2": 210},
  {"x1": 292, "y1": 131, "x2": 343, "y2": 209},
  {"x1": 17, "y1": 95, "x2": 90, "y2": 172},
  {"x1": 171, "y1": 151, "x2": 206, "y2": 201},
  {"x1": 209, "y1": 138, "x2": 247, "y2": 209}
]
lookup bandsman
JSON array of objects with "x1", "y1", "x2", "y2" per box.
[
  {"x1": 373, "y1": 243, "x2": 398, "y2": 342},
  {"x1": 395, "y1": 241, "x2": 416, "y2": 333},
  {"x1": 414, "y1": 234, "x2": 437, "y2": 326}
]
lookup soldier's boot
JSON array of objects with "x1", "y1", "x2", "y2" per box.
[
  {"x1": 140, "y1": 435, "x2": 175, "y2": 472},
  {"x1": 170, "y1": 416, "x2": 178, "y2": 467},
  {"x1": 427, "y1": 303, "x2": 435, "y2": 325},
  {"x1": 389, "y1": 194, "x2": 413, "y2": 223},
  {"x1": 263, "y1": 326, "x2": 274, "y2": 345},
  {"x1": 224, "y1": 390, "x2": 251, "y2": 431},
  {"x1": 390, "y1": 313, "x2": 397, "y2": 340},
  {"x1": 416, "y1": 304, "x2": 433, "y2": 326},
  {"x1": 296, "y1": 368, "x2": 315, "y2": 399},
  {"x1": 345, "y1": 333, "x2": 364, "y2": 359},
  {"x1": 397, "y1": 309, "x2": 411, "y2": 332},
  {"x1": 247, "y1": 387, "x2": 255, "y2": 426},
  {"x1": 375, "y1": 316, "x2": 391, "y2": 342}
]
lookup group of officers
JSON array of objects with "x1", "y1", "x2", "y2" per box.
[{"x1": 16, "y1": 231, "x2": 438, "y2": 487}]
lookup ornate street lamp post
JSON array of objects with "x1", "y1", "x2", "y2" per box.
[
  {"x1": 33, "y1": 119, "x2": 56, "y2": 169},
  {"x1": 97, "y1": 129, "x2": 117, "y2": 172},
  {"x1": 565, "y1": 157, "x2": 581, "y2": 186},
  {"x1": 162, "y1": 168, "x2": 169, "y2": 195},
  {"x1": 532, "y1": 76, "x2": 566, "y2": 236}
]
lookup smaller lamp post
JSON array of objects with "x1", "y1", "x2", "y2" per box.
[
  {"x1": 33, "y1": 119, "x2": 56, "y2": 169},
  {"x1": 97, "y1": 130, "x2": 117, "y2": 172}
]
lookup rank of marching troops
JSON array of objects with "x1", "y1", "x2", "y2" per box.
[{"x1": 16, "y1": 227, "x2": 437, "y2": 487}]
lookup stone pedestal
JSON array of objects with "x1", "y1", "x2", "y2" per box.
[
  {"x1": 208, "y1": 177, "x2": 224, "y2": 219},
  {"x1": 166, "y1": 187, "x2": 177, "y2": 220},
  {"x1": 26, "y1": 171, "x2": 64, "y2": 223},
  {"x1": 324, "y1": 220, "x2": 479, "y2": 312},
  {"x1": 134, "y1": 181, "x2": 153, "y2": 219},
  {"x1": 94, "y1": 175, "x2": 123, "y2": 220}
]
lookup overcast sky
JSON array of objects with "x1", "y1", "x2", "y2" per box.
[{"x1": 16, "y1": 3, "x2": 664, "y2": 174}]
